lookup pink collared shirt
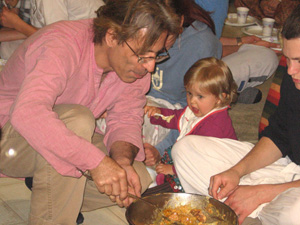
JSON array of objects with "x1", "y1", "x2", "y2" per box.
[{"x1": 0, "y1": 19, "x2": 149, "y2": 177}]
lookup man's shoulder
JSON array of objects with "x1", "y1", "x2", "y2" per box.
[{"x1": 36, "y1": 19, "x2": 94, "y2": 41}]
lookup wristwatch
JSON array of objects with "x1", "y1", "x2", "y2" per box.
[{"x1": 236, "y1": 37, "x2": 243, "y2": 46}]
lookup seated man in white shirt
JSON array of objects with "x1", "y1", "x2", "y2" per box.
[{"x1": 0, "y1": 0, "x2": 105, "y2": 59}]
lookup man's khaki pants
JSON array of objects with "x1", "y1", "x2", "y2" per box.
[{"x1": 0, "y1": 104, "x2": 152, "y2": 225}]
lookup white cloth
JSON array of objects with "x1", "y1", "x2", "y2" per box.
[
  {"x1": 259, "y1": 187, "x2": 300, "y2": 225},
  {"x1": 172, "y1": 135, "x2": 300, "y2": 220},
  {"x1": 223, "y1": 44, "x2": 279, "y2": 92},
  {"x1": 0, "y1": 59, "x2": 7, "y2": 66},
  {"x1": 177, "y1": 106, "x2": 227, "y2": 141},
  {"x1": 30, "y1": 0, "x2": 105, "y2": 28},
  {"x1": 0, "y1": 40, "x2": 24, "y2": 60}
]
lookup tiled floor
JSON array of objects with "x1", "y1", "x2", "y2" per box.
[{"x1": 0, "y1": 178, "x2": 129, "y2": 225}]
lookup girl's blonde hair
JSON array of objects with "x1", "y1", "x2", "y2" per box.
[{"x1": 184, "y1": 57, "x2": 238, "y2": 107}]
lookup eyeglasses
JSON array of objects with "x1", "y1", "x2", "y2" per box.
[{"x1": 124, "y1": 40, "x2": 170, "y2": 64}]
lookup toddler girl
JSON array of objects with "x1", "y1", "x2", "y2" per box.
[{"x1": 145, "y1": 57, "x2": 238, "y2": 192}]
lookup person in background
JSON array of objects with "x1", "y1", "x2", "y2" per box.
[
  {"x1": 195, "y1": 0, "x2": 229, "y2": 38},
  {"x1": 195, "y1": 0, "x2": 280, "y2": 104},
  {"x1": 145, "y1": 57, "x2": 237, "y2": 193},
  {"x1": 0, "y1": 0, "x2": 105, "y2": 59},
  {"x1": 141, "y1": 0, "x2": 221, "y2": 164},
  {"x1": 235, "y1": 0, "x2": 299, "y2": 27},
  {"x1": 0, "y1": 0, "x2": 31, "y2": 59},
  {"x1": 172, "y1": 6, "x2": 300, "y2": 225},
  {"x1": 0, "y1": 0, "x2": 30, "y2": 23},
  {"x1": 143, "y1": 0, "x2": 279, "y2": 169},
  {"x1": 0, "y1": 0, "x2": 181, "y2": 224}
]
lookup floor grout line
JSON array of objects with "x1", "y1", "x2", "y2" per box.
[{"x1": 0, "y1": 199, "x2": 26, "y2": 225}]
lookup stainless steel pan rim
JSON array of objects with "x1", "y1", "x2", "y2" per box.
[{"x1": 126, "y1": 193, "x2": 238, "y2": 225}]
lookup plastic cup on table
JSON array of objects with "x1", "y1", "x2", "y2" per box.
[
  {"x1": 262, "y1": 18, "x2": 275, "y2": 37},
  {"x1": 237, "y1": 7, "x2": 249, "y2": 24}
]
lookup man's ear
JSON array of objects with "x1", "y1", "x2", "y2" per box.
[{"x1": 105, "y1": 28, "x2": 118, "y2": 47}]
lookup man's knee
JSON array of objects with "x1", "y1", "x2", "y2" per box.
[
  {"x1": 277, "y1": 187, "x2": 300, "y2": 225},
  {"x1": 259, "y1": 187, "x2": 300, "y2": 225},
  {"x1": 172, "y1": 135, "x2": 207, "y2": 160},
  {"x1": 54, "y1": 104, "x2": 96, "y2": 140}
]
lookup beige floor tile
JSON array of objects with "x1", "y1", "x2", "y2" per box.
[
  {"x1": 9, "y1": 223, "x2": 28, "y2": 225},
  {"x1": 0, "y1": 199, "x2": 24, "y2": 225},
  {"x1": 0, "y1": 180, "x2": 31, "y2": 222},
  {"x1": 4, "y1": 199, "x2": 30, "y2": 222},
  {"x1": 82, "y1": 207, "x2": 128, "y2": 225},
  {"x1": 0, "y1": 178, "x2": 130, "y2": 224}
]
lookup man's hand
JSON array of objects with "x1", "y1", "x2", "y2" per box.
[
  {"x1": 224, "y1": 184, "x2": 277, "y2": 224},
  {"x1": 209, "y1": 168, "x2": 240, "y2": 200},
  {"x1": 109, "y1": 141, "x2": 141, "y2": 207},
  {"x1": 89, "y1": 156, "x2": 128, "y2": 206},
  {"x1": 108, "y1": 164, "x2": 141, "y2": 207},
  {"x1": 143, "y1": 143, "x2": 161, "y2": 166}
]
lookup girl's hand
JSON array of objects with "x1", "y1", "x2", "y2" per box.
[
  {"x1": 143, "y1": 143, "x2": 161, "y2": 166},
  {"x1": 144, "y1": 105, "x2": 161, "y2": 118},
  {"x1": 156, "y1": 163, "x2": 174, "y2": 175}
]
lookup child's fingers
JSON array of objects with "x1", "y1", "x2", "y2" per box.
[
  {"x1": 144, "y1": 106, "x2": 156, "y2": 117},
  {"x1": 155, "y1": 164, "x2": 163, "y2": 172},
  {"x1": 144, "y1": 106, "x2": 150, "y2": 114}
]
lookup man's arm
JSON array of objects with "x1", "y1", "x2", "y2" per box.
[
  {"x1": 225, "y1": 180, "x2": 300, "y2": 224},
  {"x1": 110, "y1": 141, "x2": 138, "y2": 166},
  {"x1": 110, "y1": 141, "x2": 141, "y2": 207},
  {"x1": 221, "y1": 36, "x2": 281, "y2": 57},
  {"x1": 209, "y1": 137, "x2": 289, "y2": 224}
]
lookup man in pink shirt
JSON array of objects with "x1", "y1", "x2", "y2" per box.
[{"x1": 0, "y1": 0, "x2": 181, "y2": 224}]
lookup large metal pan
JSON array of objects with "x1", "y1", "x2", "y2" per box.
[{"x1": 126, "y1": 193, "x2": 238, "y2": 225}]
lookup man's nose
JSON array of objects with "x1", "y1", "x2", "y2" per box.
[
  {"x1": 142, "y1": 60, "x2": 156, "y2": 73},
  {"x1": 288, "y1": 61, "x2": 300, "y2": 76}
]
